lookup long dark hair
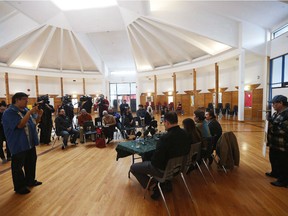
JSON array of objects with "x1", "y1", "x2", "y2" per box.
[{"x1": 183, "y1": 118, "x2": 202, "y2": 143}]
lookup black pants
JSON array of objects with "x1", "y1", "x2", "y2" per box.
[
  {"x1": 270, "y1": 148, "x2": 288, "y2": 184},
  {"x1": 103, "y1": 126, "x2": 115, "y2": 139},
  {"x1": 11, "y1": 147, "x2": 37, "y2": 192},
  {"x1": 40, "y1": 123, "x2": 53, "y2": 144},
  {"x1": 269, "y1": 147, "x2": 281, "y2": 177}
]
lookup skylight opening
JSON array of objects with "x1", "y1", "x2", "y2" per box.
[{"x1": 51, "y1": 0, "x2": 117, "y2": 11}]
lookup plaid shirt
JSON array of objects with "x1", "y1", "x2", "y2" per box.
[{"x1": 267, "y1": 107, "x2": 288, "y2": 151}]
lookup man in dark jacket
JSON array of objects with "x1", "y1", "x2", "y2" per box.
[
  {"x1": 130, "y1": 111, "x2": 190, "y2": 199},
  {"x1": 266, "y1": 95, "x2": 288, "y2": 187},
  {"x1": 55, "y1": 109, "x2": 79, "y2": 149}
]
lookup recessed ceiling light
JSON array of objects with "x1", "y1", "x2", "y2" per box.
[{"x1": 51, "y1": 0, "x2": 117, "y2": 11}]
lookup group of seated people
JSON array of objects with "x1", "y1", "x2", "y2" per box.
[
  {"x1": 53, "y1": 103, "x2": 157, "y2": 147},
  {"x1": 130, "y1": 109, "x2": 223, "y2": 200}
]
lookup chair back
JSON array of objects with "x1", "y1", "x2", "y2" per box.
[
  {"x1": 157, "y1": 156, "x2": 186, "y2": 182},
  {"x1": 186, "y1": 142, "x2": 201, "y2": 168},
  {"x1": 83, "y1": 121, "x2": 96, "y2": 132},
  {"x1": 95, "y1": 117, "x2": 102, "y2": 127}
]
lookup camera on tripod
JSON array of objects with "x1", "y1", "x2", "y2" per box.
[
  {"x1": 37, "y1": 94, "x2": 50, "y2": 109},
  {"x1": 80, "y1": 95, "x2": 92, "y2": 102},
  {"x1": 62, "y1": 95, "x2": 72, "y2": 104}
]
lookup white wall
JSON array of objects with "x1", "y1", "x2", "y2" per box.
[
  {"x1": 8, "y1": 73, "x2": 36, "y2": 97},
  {"x1": 38, "y1": 76, "x2": 61, "y2": 95}
]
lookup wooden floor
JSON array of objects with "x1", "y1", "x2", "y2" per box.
[{"x1": 1, "y1": 115, "x2": 288, "y2": 216}]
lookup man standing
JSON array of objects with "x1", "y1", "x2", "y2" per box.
[
  {"x1": 120, "y1": 99, "x2": 129, "y2": 117},
  {"x1": 266, "y1": 95, "x2": 288, "y2": 187},
  {"x1": 130, "y1": 112, "x2": 190, "y2": 199},
  {"x1": 55, "y1": 109, "x2": 79, "y2": 149},
  {"x1": 39, "y1": 98, "x2": 55, "y2": 145},
  {"x1": 2, "y1": 92, "x2": 43, "y2": 194}
]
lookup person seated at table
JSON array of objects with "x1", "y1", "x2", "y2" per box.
[
  {"x1": 55, "y1": 109, "x2": 79, "y2": 149},
  {"x1": 130, "y1": 112, "x2": 190, "y2": 200},
  {"x1": 205, "y1": 109, "x2": 223, "y2": 146},
  {"x1": 193, "y1": 109, "x2": 212, "y2": 163},
  {"x1": 102, "y1": 110, "x2": 116, "y2": 144},
  {"x1": 122, "y1": 107, "x2": 135, "y2": 135},
  {"x1": 182, "y1": 118, "x2": 202, "y2": 145},
  {"x1": 136, "y1": 104, "x2": 147, "y2": 126},
  {"x1": 77, "y1": 109, "x2": 95, "y2": 143}
]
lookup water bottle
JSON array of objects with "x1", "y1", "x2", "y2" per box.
[{"x1": 135, "y1": 137, "x2": 140, "y2": 148}]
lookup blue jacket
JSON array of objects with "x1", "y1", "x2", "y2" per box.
[{"x1": 2, "y1": 105, "x2": 39, "y2": 155}]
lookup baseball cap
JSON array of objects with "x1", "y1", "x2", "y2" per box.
[{"x1": 268, "y1": 95, "x2": 288, "y2": 103}]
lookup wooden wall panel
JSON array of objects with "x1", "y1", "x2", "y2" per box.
[
  {"x1": 140, "y1": 95, "x2": 145, "y2": 106},
  {"x1": 222, "y1": 92, "x2": 232, "y2": 108},
  {"x1": 204, "y1": 93, "x2": 213, "y2": 108},
  {"x1": 181, "y1": 94, "x2": 190, "y2": 115},
  {"x1": 252, "y1": 88, "x2": 263, "y2": 120},
  {"x1": 197, "y1": 93, "x2": 205, "y2": 108},
  {"x1": 231, "y1": 91, "x2": 238, "y2": 108}
]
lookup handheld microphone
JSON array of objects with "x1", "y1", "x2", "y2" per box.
[{"x1": 133, "y1": 131, "x2": 142, "y2": 140}]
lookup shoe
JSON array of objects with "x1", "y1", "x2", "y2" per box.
[
  {"x1": 265, "y1": 172, "x2": 278, "y2": 178},
  {"x1": 1, "y1": 158, "x2": 8, "y2": 164},
  {"x1": 71, "y1": 142, "x2": 78, "y2": 145},
  {"x1": 151, "y1": 185, "x2": 161, "y2": 200},
  {"x1": 271, "y1": 181, "x2": 287, "y2": 187},
  {"x1": 27, "y1": 180, "x2": 42, "y2": 187},
  {"x1": 16, "y1": 187, "x2": 30, "y2": 195},
  {"x1": 61, "y1": 144, "x2": 66, "y2": 150},
  {"x1": 106, "y1": 138, "x2": 112, "y2": 144}
]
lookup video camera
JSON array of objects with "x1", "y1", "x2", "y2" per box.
[
  {"x1": 62, "y1": 95, "x2": 72, "y2": 104},
  {"x1": 37, "y1": 94, "x2": 50, "y2": 109},
  {"x1": 80, "y1": 95, "x2": 92, "y2": 102}
]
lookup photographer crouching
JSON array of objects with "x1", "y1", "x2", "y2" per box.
[{"x1": 37, "y1": 95, "x2": 55, "y2": 145}]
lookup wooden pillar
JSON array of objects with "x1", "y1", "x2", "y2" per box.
[
  {"x1": 5, "y1": 73, "x2": 10, "y2": 104},
  {"x1": 60, "y1": 77, "x2": 63, "y2": 97},
  {"x1": 83, "y1": 78, "x2": 86, "y2": 95},
  {"x1": 35, "y1": 75, "x2": 39, "y2": 98},
  {"x1": 154, "y1": 75, "x2": 157, "y2": 107},
  {"x1": 173, "y1": 73, "x2": 176, "y2": 110},
  {"x1": 215, "y1": 63, "x2": 219, "y2": 107},
  {"x1": 193, "y1": 68, "x2": 197, "y2": 108}
]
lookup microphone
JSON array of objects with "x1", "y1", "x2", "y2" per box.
[
  {"x1": 133, "y1": 131, "x2": 142, "y2": 140},
  {"x1": 144, "y1": 129, "x2": 150, "y2": 138}
]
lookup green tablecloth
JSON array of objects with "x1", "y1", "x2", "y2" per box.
[{"x1": 116, "y1": 136, "x2": 159, "y2": 160}]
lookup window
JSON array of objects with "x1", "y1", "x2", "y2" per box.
[
  {"x1": 271, "y1": 57, "x2": 282, "y2": 88},
  {"x1": 273, "y1": 24, "x2": 288, "y2": 39},
  {"x1": 284, "y1": 54, "x2": 288, "y2": 83}
]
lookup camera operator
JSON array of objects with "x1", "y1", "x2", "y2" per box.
[
  {"x1": 96, "y1": 94, "x2": 109, "y2": 119},
  {"x1": 79, "y1": 95, "x2": 93, "y2": 114},
  {"x1": 37, "y1": 95, "x2": 55, "y2": 145},
  {"x1": 59, "y1": 95, "x2": 74, "y2": 123}
]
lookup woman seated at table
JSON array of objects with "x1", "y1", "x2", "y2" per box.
[{"x1": 182, "y1": 118, "x2": 202, "y2": 145}]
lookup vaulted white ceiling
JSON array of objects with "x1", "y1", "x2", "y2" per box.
[{"x1": 0, "y1": 0, "x2": 288, "y2": 79}]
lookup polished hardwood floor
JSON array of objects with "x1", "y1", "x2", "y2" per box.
[{"x1": 0, "y1": 114, "x2": 287, "y2": 216}]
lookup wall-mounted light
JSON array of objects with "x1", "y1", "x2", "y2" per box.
[
  {"x1": 147, "y1": 92, "x2": 151, "y2": 97},
  {"x1": 168, "y1": 91, "x2": 172, "y2": 95},
  {"x1": 72, "y1": 94, "x2": 77, "y2": 98},
  {"x1": 244, "y1": 85, "x2": 251, "y2": 91}
]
